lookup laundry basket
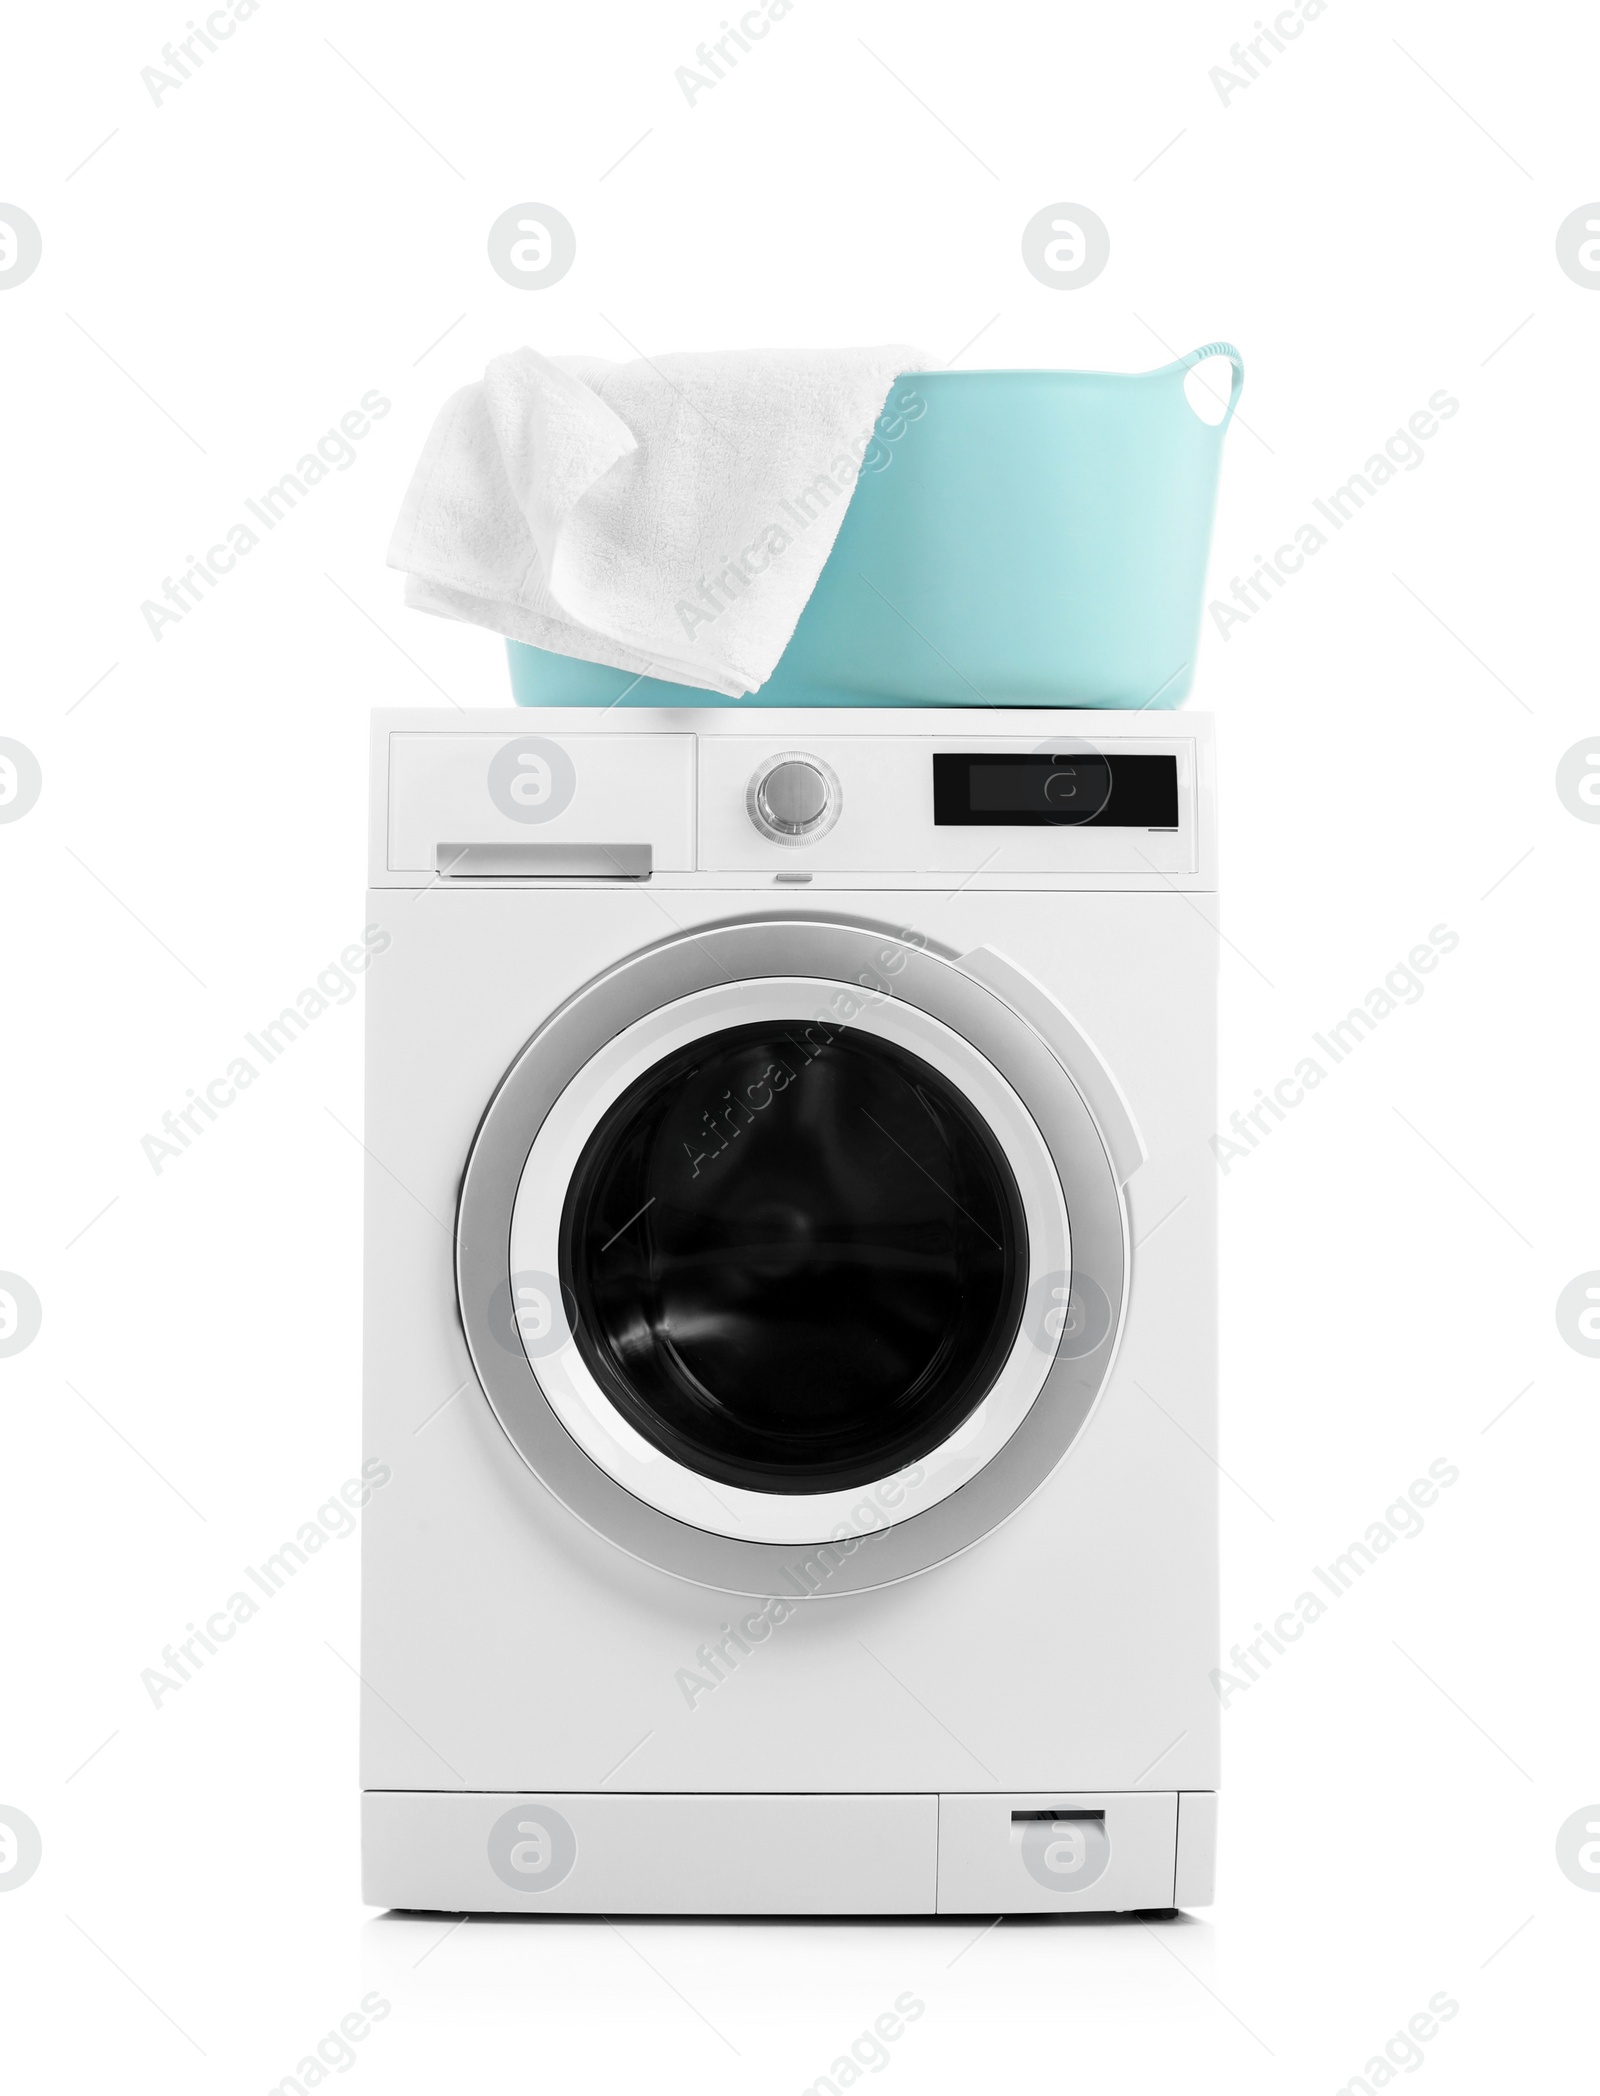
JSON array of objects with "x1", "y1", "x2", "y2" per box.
[{"x1": 507, "y1": 343, "x2": 1243, "y2": 711}]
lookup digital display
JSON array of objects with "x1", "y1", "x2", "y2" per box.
[{"x1": 932, "y1": 753, "x2": 1179, "y2": 828}]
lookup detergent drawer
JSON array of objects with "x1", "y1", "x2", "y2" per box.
[{"x1": 380, "y1": 730, "x2": 695, "y2": 878}]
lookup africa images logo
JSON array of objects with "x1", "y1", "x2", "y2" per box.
[{"x1": 487, "y1": 1803, "x2": 578, "y2": 1893}]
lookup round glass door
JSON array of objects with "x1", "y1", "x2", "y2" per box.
[
  {"x1": 458, "y1": 919, "x2": 1124, "y2": 1591},
  {"x1": 559, "y1": 1022, "x2": 1028, "y2": 1494}
]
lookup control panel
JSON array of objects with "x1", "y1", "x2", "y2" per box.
[
  {"x1": 696, "y1": 733, "x2": 1202, "y2": 877},
  {"x1": 371, "y1": 710, "x2": 1213, "y2": 890}
]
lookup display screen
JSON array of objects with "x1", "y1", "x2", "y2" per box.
[{"x1": 932, "y1": 752, "x2": 1179, "y2": 828}]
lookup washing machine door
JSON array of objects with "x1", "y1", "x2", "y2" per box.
[{"x1": 456, "y1": 919, "x2": 1139, "y2": 1595}]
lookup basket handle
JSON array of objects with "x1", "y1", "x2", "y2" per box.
[{"x1": 1180, "y1": 342, "x2": 1245, "y2": 429}]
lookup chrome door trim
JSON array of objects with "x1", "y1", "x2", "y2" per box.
[
  {"x1": 956, "y1": 945, "x2": 1146, "y2": 1185},
  {"x1": 455, "y1": 917, "x2": 1132, "y2": 1596}
]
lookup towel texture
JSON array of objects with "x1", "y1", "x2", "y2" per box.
[{"x1": 389, "y1": 344, "x2": 925, "y2": 697}]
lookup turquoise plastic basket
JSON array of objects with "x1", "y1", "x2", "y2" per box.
[{"x1": 507, "y1": 343, "x2": 1242, "y2": 711}]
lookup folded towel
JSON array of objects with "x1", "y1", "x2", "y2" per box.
[{"x1": 388, "y1": 344, "x2": 926, "y2": 698}]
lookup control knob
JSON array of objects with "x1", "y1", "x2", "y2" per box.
[{"x1": 747, "y1": 753, "x2": 841, "y2": 844}]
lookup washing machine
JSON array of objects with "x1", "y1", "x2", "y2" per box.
[{"x1": 360, "y1": 706, "x2": 1218, "y2": 1915}]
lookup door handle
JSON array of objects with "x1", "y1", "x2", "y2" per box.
[{"x1": 435, "y1": 842, "x2": 652, "y2": 880}]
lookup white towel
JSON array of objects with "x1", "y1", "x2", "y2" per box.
[{"x1": 388, "y1": 344, "x2": 926, "y2": 698}]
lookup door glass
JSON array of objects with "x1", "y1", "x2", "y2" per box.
[{"x1": 559, "y1": 1021, "x2": 1028, "y2": 1494}]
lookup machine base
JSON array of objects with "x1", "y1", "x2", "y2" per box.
[{"x1": 363, "y1": 1789, "x2": 1216, "y2": 1915}]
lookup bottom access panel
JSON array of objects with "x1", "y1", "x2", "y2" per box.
[{"x1": 363, "y1": 1791, "x2": 1216, "y2": 1915}]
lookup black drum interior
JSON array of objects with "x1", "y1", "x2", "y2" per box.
[{"x1": 557, "y1": 1020, "x2": 1028, "y2": 1494}]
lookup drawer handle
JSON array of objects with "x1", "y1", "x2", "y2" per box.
[{"x1": 435, "y1": 842, "x2": 652, "y2": 880}]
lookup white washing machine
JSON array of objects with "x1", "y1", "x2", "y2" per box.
[{"x1": 360, "y1": 706, "x2": 1218, "y2": 1915}]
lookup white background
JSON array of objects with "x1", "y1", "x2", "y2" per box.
[{"x1": 3, "y1": 0, "x2": 1597, "y2": 2088}]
